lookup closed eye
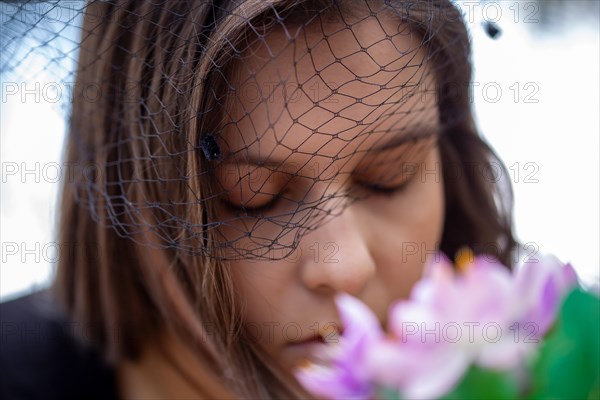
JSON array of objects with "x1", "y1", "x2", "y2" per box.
[
  {"x1": 356, "y1": 178, "x2": 412, "y2": 198},
  {"x1": 222, "y1": 170, "x2": 414, "y2": 218},
  {"x1": 222, "y1": 176, "x2": 413, "y2": 217},
  {"x1": 221, "y1": 192, "x2": 283, "y2": 217}
]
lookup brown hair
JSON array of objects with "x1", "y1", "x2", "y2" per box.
[{"x1": 53, "y1": 0, "x2": 517, "y2": 398}]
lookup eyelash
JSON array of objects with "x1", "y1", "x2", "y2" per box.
[
  {"x1": 221, "y1": 192, "x2": 284, "y2": 217},
  {"x1": 222, "y1": 178, "x2": 412, "y2": 217},
  {"x1": 358, "y1": 179, "x2": 412, "y2": 198}
]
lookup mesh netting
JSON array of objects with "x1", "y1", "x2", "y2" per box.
[{"x1": 2, "y1": 0, "x2": 478, "y2": 261}]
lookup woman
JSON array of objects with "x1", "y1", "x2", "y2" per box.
[{"x1": 1, "y1": 0, "x2": 517, "y2": 398}]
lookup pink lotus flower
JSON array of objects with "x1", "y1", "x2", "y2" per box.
[
  {"x1": 371, "y1": 252, "x2": 577, "y2": 399},
  {"x1": 294, "y1": 251, "x2": 578, "y2": 400},
  {"x1": 513, "y1": 253, "x2": 578, "y2": 338}
]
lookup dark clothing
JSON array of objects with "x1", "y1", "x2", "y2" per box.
[{"x1": 0, "y1": 290, "x2": 118, "y2": 399}]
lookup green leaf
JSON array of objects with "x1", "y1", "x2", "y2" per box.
[
  {"x1": 375, "y1": 385, "x2": 402, "y2": 400},
  {"x1": 441, "y1": 367, "x2": 519, "y2": 399},
  {"x1": 527, "y1": 289, "x2": 600, "y2": 399}
]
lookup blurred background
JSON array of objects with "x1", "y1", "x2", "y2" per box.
[{"x1": 1, "y1": 0, "x2": 599, "y2": 301}]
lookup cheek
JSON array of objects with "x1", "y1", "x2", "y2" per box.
[
  {"x1": 230, "y1": 261, "x2": 285, "y2": 321},
  {"x1": 228, "y1": 259, "x2": 298, "y2": 348},
  {"x1": 375, "y1": 147, "x2": 445, "y2": 302}
]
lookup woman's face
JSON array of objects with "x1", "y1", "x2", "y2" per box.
[{"x1": 214, "y1": 14, "x2": 445, "y2": 371}]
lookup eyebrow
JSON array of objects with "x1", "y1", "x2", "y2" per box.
[
  {"x1": 369, "y1": 125, "x2": 439, "y2": 152},
  {"x1": 226, "y1": 125, "x2": 439, "y2": 167}
]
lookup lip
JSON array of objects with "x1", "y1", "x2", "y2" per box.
[
  {"x1": 289, "y1": 336, "x2": 327, "y2": 350},
  {"x1": 290, "y1": 326, "x2": 343, "y2": 346},
  {"x1": 281, "y1": 327, "x2": 344, "y2": 369},
  {"x1": 283, "y1": 339, "x2": 337, "y2": 368}
]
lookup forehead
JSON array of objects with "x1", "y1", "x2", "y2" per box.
[{"x1": 218, "y1": 10, "x2": 438, "y2": 164}]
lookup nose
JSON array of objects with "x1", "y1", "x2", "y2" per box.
[{"x1": 299, "y1": 204, "x2": 376, "y2": 296}]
